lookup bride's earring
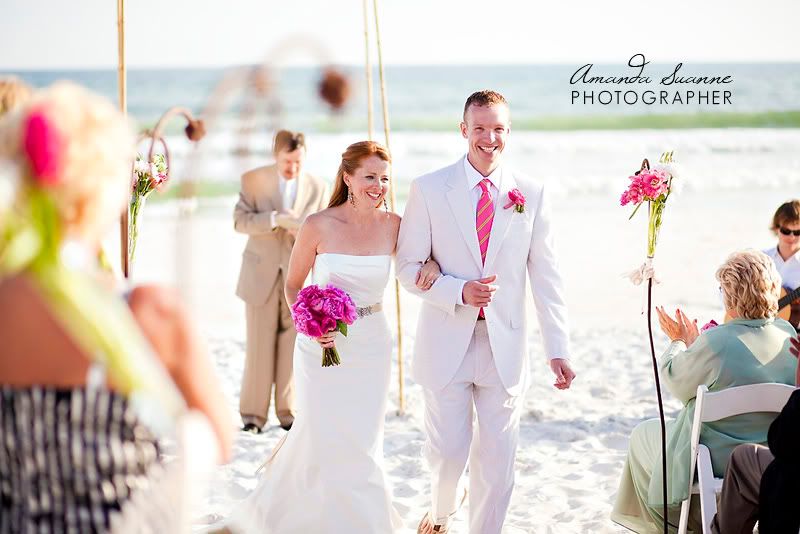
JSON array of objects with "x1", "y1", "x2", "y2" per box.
[
  {"x1": 383, "y1": 198, "x2": 388, "y2": 212},
  {"x1": 348, "y1": 188, "x2": 356, "y2": 207}
]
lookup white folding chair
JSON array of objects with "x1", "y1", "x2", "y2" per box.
[{"x1": 677, "y1": 383, "x2": 794, "y2": 534}]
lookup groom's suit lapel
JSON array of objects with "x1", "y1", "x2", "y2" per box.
[
  {"x1": 482, "y1": 168, "x2": 516, "y2": 274},
  {"x1": 445, "y1": 161, "x2": 483, "y2": 270}
]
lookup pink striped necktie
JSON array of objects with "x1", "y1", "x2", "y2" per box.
[{"x1": 475, "y1": 178, "x2": 494, "y2": 318}]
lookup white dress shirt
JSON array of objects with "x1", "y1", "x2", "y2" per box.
[
  {"x1": 457, "y1": 156, "x2": 502, "y2": 305},
  {"x1": 271, "y1": 174, "x2": 298, "y2": 228},
  {"x1": 763, "y1": 246, "x2": 800, "y2": 291},
  {"x1": 464, "y1": 156, "x2": 501, "y2": 215}
]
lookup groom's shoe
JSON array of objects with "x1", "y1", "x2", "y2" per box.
[{"x1": 242, "y1": 423, "x2": 262, "y2": 434}]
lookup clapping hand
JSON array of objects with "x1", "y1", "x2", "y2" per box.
[
  {"x1": 656, "y1": 306, "x2": 700, "y2": 347},
  {"x1": 275, "y1": 209, "x2": 301, "y2": 231}
]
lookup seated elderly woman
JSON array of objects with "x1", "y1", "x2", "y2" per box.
[
  {"x1": 0, "y1": 82, "x2": 233, "y2": 532},
  {"x1": 611, "y1": 250, "x2": 798, "y2": 533}
]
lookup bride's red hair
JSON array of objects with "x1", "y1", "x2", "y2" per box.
[{"x1": 328, "y1": 141, "x2": 391, "y2": 208}]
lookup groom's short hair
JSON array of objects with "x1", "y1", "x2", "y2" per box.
[{"x1": 463, "y1": 90, "x2": 508, "y2": 120}]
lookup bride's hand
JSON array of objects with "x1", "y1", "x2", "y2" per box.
[
  {"x1": 315, "y1": 330, "x2": 338, "y2": 349},
  {"x1": 416, "y1": 258, "x2": 442, "y2": 291}
]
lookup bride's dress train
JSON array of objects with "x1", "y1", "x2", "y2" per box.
[{"x1": 229, "y1": 253, "x2": 401, "y2": 533}]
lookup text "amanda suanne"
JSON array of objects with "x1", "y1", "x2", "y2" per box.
[{"x1": 570, "y1": 53, "x2": 733, "y2": 106}]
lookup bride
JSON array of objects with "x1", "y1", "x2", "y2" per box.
[{"x1": 227, "y1": 140, "x2": 441, "y2": 533}]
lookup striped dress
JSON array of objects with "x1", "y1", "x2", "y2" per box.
[{"x1": 0, "y1": 386, "x2": 165, "y2": 533}]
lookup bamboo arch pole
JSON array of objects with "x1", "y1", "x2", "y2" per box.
[
  {"x1": 117, "y1": 0, "x2": 130, "y2": 277},
  {"x1": 362, "y1": 0, "x2": 374, "y2": 141},
  {"x1": 370, "y1": 0, "x2": 405, "y2": 415}
]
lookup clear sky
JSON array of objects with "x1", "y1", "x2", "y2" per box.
[{"x1": 2, "y1": 0, "x2": 798, "y2": 69}]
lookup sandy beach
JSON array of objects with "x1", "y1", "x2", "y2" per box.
[{"x1": 114, "y1": 127, "x2": 800, "y2": 533}]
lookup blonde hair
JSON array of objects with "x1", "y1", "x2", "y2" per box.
[
  {"x1": 0, "y1": 81, "x2": 135, "y2": 236},
  {"x1": 716, "y1": 250, "x2": 781, "y2": 319},
  {"x1": 0, "y1": 77, "x2": 33, "y2": 116}
]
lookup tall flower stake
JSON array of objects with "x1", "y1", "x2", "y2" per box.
[
  {"x1": 129, "y1": 152, "x2": 168, "y2": 265},
  {"x1": 621, "y1": 150, "x2": 678, "y2": 534},
  {"x1": 124, "y1": 107, "x2": 205, "y2": 276}
]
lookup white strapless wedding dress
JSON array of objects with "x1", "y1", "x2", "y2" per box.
[{"x1": 229, "y1": 253, "x2": 401, "y2": 533}]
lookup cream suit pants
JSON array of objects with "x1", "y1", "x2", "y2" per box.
[
  {"x1": 239, "y1": 271, "x2": 296, "y2": 428},
  {"x1": 424, "y1": 320, "x2": 524, "y2": 534}
]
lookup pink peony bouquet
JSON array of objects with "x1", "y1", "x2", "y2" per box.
[{"x1": 291, "y1": 284, "x2": 358, "y2": 367}]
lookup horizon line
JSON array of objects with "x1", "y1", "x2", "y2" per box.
[{"x1": 3, "y1": 59, "x2": 800, "y2": 72}]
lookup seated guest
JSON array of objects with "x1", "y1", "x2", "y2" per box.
[
  {"x1": 711, "y1": 334, "x2": 800, "y2": 534},
  {"x1": 611, "y1": 250, "x2": 797, "y2": 533},
  {"x1": 0, "y1": 82, "x2": 233, "y2": 532},
  {"x1": 763, "y1": 200, "x2": 800, "y2": 330}
]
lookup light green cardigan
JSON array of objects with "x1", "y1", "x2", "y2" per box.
[{"x1": 652, "y1": 317, "x2": 797, "y2": 507}]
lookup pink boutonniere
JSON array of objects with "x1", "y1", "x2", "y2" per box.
[{"x1": 503, "y1": 188, "x2": 526, "y2": 213}]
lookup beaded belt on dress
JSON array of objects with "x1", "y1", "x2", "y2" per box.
[{"x1": 356, "y1": 302, "x2": 382, "y2": 319}]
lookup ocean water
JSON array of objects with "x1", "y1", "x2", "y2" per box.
[
  {"x1": 4, "y1": 65, "x2": 800, "y2": 197},
  {"x1": 4, "y1": 63, "x2": 800, "y2": 130}
]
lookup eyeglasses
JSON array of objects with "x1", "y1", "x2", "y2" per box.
[{"x1": 779, "y1": 227, "x2": 800, "y2": 237}]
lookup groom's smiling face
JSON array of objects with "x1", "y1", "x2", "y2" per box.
[{"x1": 461, "y1": 103, "x2": 510, "y2": 176}]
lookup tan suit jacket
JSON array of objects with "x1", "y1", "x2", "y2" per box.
[{"x1": 234, "y1": 165, "x2": 328, "y2": 305}]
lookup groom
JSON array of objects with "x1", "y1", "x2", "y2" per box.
[{"x1": 397, "y1": 90, "x2": 575, "y2": 533}]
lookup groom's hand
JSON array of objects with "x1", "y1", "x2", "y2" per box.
[
  {"x1": 462, "y1": 275, "x2": 497, "y2": 307},
  {"x1": 550, "y1": 358, "x2": 576, "y2": 390}
]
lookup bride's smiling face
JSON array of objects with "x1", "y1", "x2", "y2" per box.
[{"x1": 344, "y1": 155, "x2": 390, "y2": 208}]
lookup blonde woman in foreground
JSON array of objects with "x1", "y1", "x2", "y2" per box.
[{"x1": 0, "y1": 82, "x2": 232, "y2": 533}]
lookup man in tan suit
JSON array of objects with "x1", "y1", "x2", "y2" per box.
[{"x1": 234, "y1": 130, "x2": 328, "y2": 433}]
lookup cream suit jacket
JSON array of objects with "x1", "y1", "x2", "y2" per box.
[
  {"x1": 396, "y1": 157, "x2": 570, "y2": 395},
  {"x1": 234, "y1": 164, "x2": 328, "y2": 305}
]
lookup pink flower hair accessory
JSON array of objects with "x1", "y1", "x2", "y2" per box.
[
  {"x1": 503, "y1": 188, "x2": 526, "y2": 213},
  {"x1": 22, "y1": 107, "x2": 65, "y2": 187}
]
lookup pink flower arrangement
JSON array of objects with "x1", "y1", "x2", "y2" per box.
[
  {"x1": 22, "y1": 108, "x2": 65, "y2": 187},
  {"x1": 129, "y1": 153, "x2": 169, "y2": 264},
  {"x1": 700, "y1": 319, "x2": 719, "y2": 332},
  {"x1": 619, "y1": 169, "x2": 671, "y2": 207},
  {"x1": 619, "y1": 151, "x2": 677, "y2": 257},
  {"x1": 292, "y1": 284, "x2": 358, "y2": 366},
  {"x1": 504, "y1": 188, "x2": 526, "y2": 213}
]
